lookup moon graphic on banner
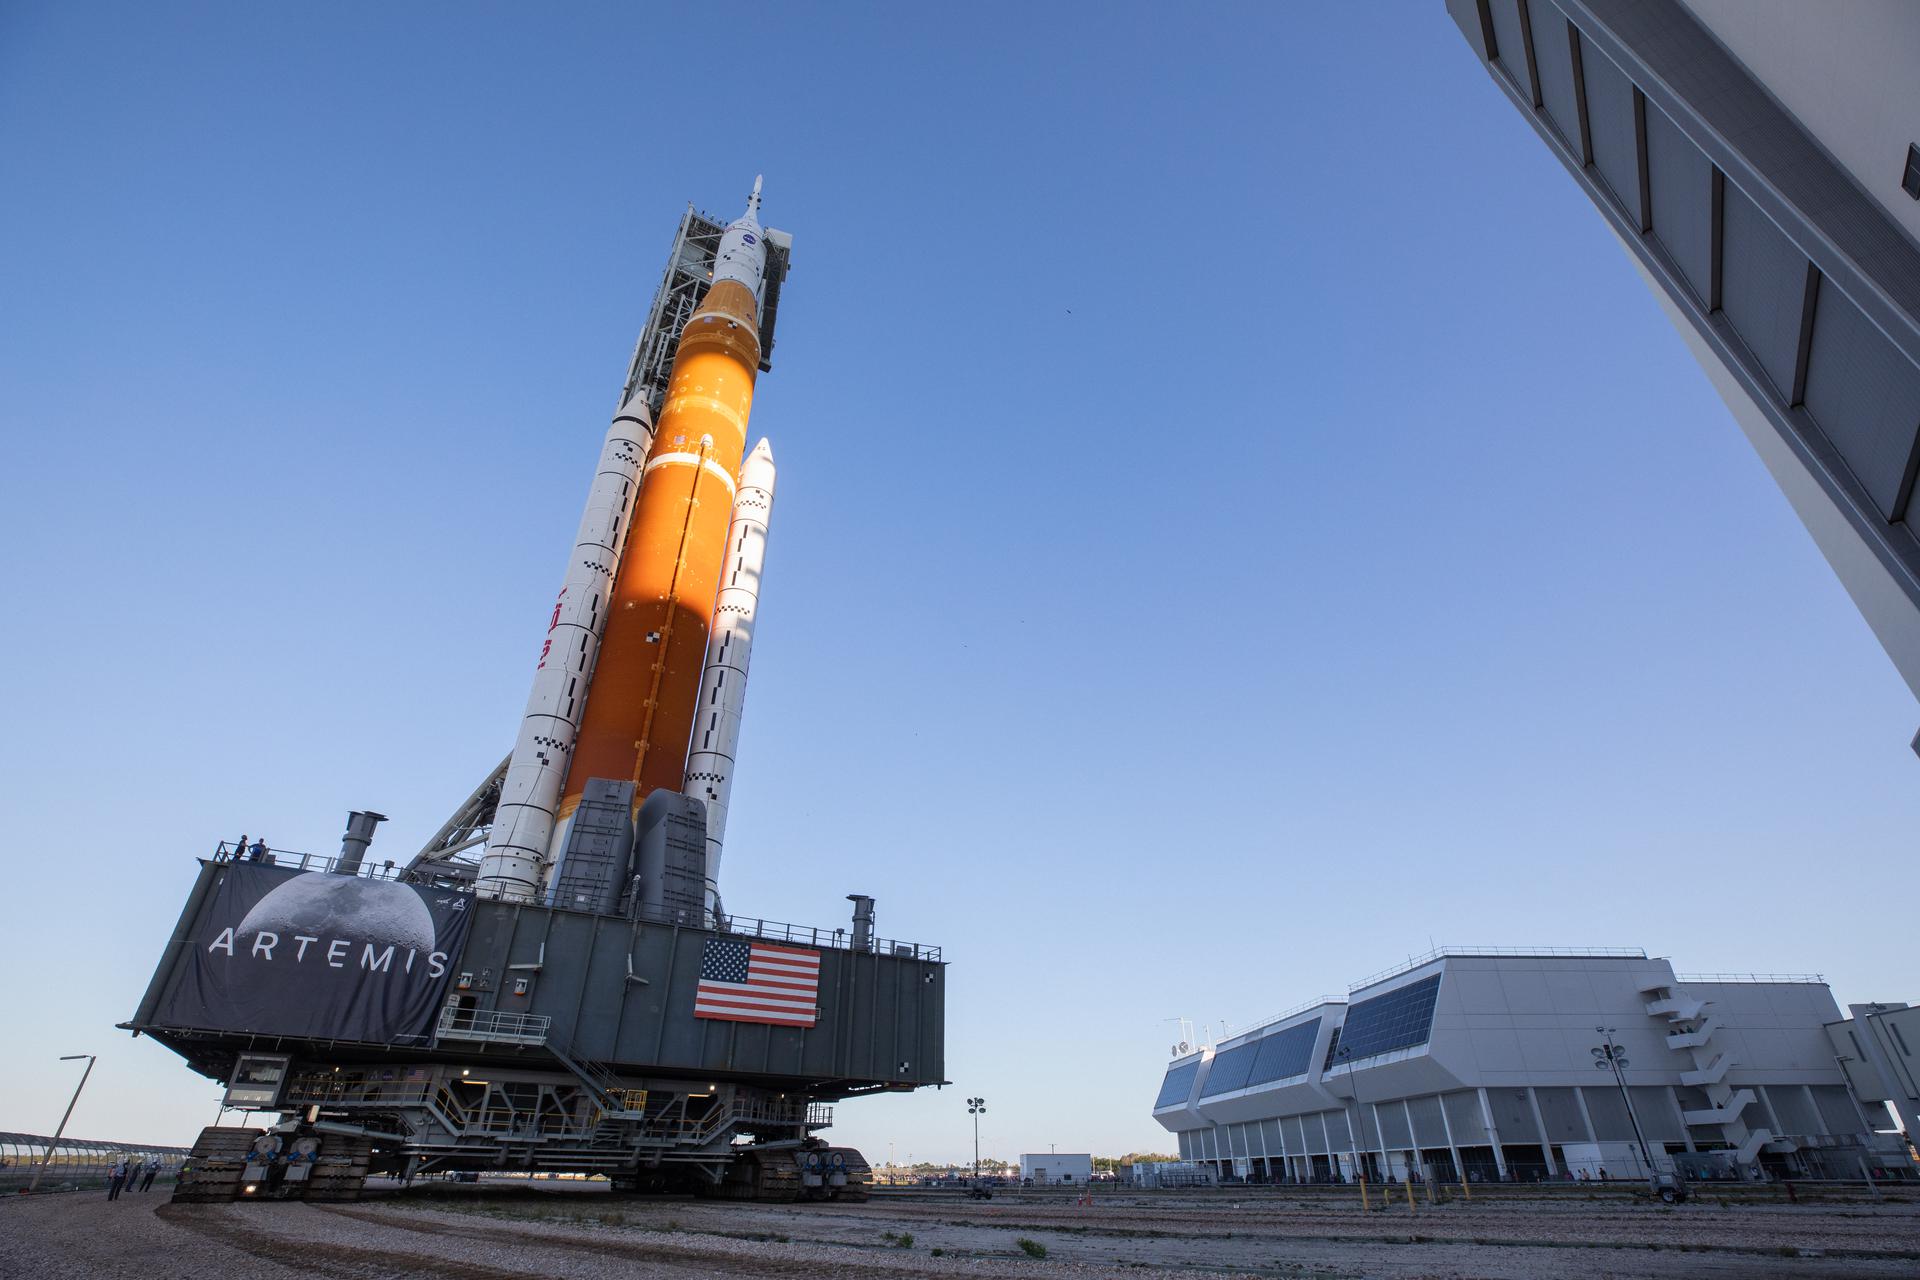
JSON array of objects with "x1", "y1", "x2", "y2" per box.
[{"x1": 238, "y1": 873, "x2": 436, "y2": 952}]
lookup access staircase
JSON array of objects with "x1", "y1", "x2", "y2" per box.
[{"x1": 1640, "y1": 978, "x2": 1772, "y2": 1165}]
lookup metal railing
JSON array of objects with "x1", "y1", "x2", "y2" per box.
[
  {"x1": 706, "y1": 909, "x2": 941, "y2": 962},
  {"x1": 1224, "y1": 995, "x2": 1348, "y2": 1043},
  {"x1": 202, "y1": 842, "x2": 940, "y2": 960},
  {"x1": 1676, "y1": 972, "x2": 1826, "y2": 984},
  {"x1": 1348, "y1": 946, "x2": 1649, "y2": 992},
  {"x1": 0, "y1": 1132, "x2": 191, "y2": 1194},
  {"x1": 211, "y1": 841, "x2": 415, "y2": 882},
  {"x1": 436, "y1": 1007, "x2": 551, "y2": 1045},
  {"x1": 282, "y1": 1077, "x2": 437, "y2": 1109}
]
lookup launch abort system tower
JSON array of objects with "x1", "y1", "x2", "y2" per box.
[{"x1": 124, "y1": 185, "x2": 947, "y2": 1203}]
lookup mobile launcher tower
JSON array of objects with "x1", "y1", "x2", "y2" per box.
[{"x1": 124, "y1": 182, "x2": 947, "y2": 1204}]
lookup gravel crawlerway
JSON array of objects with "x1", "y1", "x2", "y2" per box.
[{"x1": 5, "y1": 1185, "x2": 1920, "y2": 1278}]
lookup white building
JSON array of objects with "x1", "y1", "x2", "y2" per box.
[
  {"x1": 1153, "y1": 948, "x2": 1912, "y2": 1184},
  {"x1": 1831, "y1": 1002, "x2": 1920, "y2": 1142},
  {"x1": 1446, "y1": 1, "x2": 1920, "y2": 711},
  {"x1": 1020, "y1": 1152, "x2": 1093, "y2": 1185}
]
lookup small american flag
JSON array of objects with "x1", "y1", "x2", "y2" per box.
[{"x1": 694, "y1": 938, "x2": 820, "y2": 1027}]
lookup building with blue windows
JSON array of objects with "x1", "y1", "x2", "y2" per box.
[{"x1": 1151, "y1": 948, "x2": 1913, "y2": 1183}]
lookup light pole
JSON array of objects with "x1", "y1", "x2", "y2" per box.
[
  {"x1": 1592, "y1": 1027, "x2": 1654, "y2": 1177},
  {"x1": 967, "y1": 1097, "x2": 986, "y2": 1184},
  {"x1": 1336, "y1": 1044, "x2": 1379, "y2": 1207},
  {"x1": 28, "y1": 1055, "x2": 96, "y2": 1193}
]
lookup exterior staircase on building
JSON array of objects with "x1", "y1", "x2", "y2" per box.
[
  {"x1": 1642, "y1": 980, "x2": 1774, "y2": 1166},
  {"x1": 1680, "y1": 1053, "x2": 1732, "y2": 1087}
]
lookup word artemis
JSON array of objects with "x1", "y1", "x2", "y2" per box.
[{"x1": 206, "y1": 929, "x2": 450, "y2": 976}]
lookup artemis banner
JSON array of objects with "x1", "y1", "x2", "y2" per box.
[{"x1": 148, "y1": 861, "x2": 473, "y2": 1044}]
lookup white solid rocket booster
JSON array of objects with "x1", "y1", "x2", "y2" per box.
[
  {"x1": 682, "y1": 437, "x2": 776, "y2": 905},
  {"x1": 476, "y1": 395, "x2": 655, "y2": 901}
]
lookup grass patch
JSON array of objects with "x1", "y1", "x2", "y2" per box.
[{"x1": 1016, "y1": 1237, "x2": 1048, "y2": 1259}]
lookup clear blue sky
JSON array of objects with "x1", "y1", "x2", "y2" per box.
[{"x1": 3, "y1": 1, "x2": 1916, "y2": 1165}]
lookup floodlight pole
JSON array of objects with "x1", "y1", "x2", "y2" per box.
[
  {"x1": 1594, "y1": 1027, "x2": 1654, "y2": 1176},
  {"x1": 967, "y1": 1097, "x2": 985, "y2": 1183},
  {"x1": 1337, "y1": 1046, "x2": 1376, "y2": 1209},
  {"x1": 28, "y1": 1054, "x2": 96, "y2": 1193}
]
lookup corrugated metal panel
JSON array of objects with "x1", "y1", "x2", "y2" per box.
[
  {"x1": 1487, "y1": 1088, "x2": 1538, "y2": 1142},
  {"x1": 1577, "y1": 31, "x2": 1639, "y2": 218},
  {"x1": 1806, "y1": 282, "x2": 1920, "y2": 518},
  {"x1": 1355, "y1": 1104, "x2": 1385, "y2": 1152},
  {"x1": 1486, "y1": 0, "x2": 1533, "y2": 97},
  {"x1": 1322, "y1": 1108, "x2": 1351, "y2": 1152},
  {"x1": 1407, "y1": 1094, "x2": 1448, "y2": 1147},
  {"x1": 1811, "y1": 1084, "x2": 1862, "y2": 1135},
  {"x1": 1645, "y1": 100, "x2": 1713, "y2": 304},
  {"x1": 1443, "y1": 1090, "x2": 1486, "y2": 1144},
  {"x1": 1282, "y1": 1114, "x2": 1309, "y2": 1155},
  {"x1": 1378, "y1": 1103, "x2": 1413, "y2": 1149},
  {"x1": 1629, "y1": 1086, "x2": 1685, "y2": 1141},
  {"x1": 1721, "y1": 182, "x2": 1809, "y2": 400},
  {"x1": 1529, "y1": 2, "x2": 1582, "y2": 150},
  {"x1": 1769, "y1": 1085, "x2": 1821, "y2": 1136},
  {"x1": 1580, "y1": 1085, "x2": 1635, "y2": 1141},
  {"x1": 1534, "y1": 1087, "x2": 1588, "y2": 1142}
]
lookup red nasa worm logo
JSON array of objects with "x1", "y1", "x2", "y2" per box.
[{"x1": 535, "y1": 587, "x2": 567, "y2": 669}]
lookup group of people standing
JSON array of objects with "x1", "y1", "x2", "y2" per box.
[{"x1": 106, "y1": 1156, "x2": 164, "y2": 1200}]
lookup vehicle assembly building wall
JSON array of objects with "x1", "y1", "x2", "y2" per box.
[
  {"x1": 1153, "y1": 950, "x2": 1910, "y2": 1183},
  {"x1": 1444, "y1": 0, "x2": 1920, "y2": 706}
]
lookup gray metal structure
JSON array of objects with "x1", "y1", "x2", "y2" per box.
[
  {"x1": 1445, "y1": 0, "x2": 1920, "y2": 714},
  {"x1": 547, "y1": 778, "x2": 637, "y2": 915},
  {"x1": 128, "y1": 846, "x2": 943, "y2": 1195}
]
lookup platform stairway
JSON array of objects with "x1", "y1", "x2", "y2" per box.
[{"x1": 1641, "y1": 978, "x2": 1774, "y2": 1165}]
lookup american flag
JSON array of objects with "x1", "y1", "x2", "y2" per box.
[{"x1": 694, "y1": 938, "x2": 820, "y2": 1027}]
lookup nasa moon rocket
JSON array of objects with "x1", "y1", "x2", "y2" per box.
[{"x1": 477, "y1": 180, "x2": 780, "y2": 906}]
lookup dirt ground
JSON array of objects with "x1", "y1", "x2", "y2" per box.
[{"x1": 5, "y1": 1183, "x2": 1919, "y2": 1278}]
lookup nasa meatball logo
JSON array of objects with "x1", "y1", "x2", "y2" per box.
[
  {"x1": 204, "y1": 872, "x2": 454, "y2": 978},
  {"x1": 740, "y1": 232, "x2": 757, "y2": 246}
]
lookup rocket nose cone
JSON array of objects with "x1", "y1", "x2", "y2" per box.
[
  {"x1": 614, "y1": 389, "x2": 654, "y2": 426},
  {"x1": 739, "y1": 438, "x2": 776, "y2": 489}
]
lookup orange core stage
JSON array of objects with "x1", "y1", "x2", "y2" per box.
[{"x1": 557, "y1": 278, "x2": 764, "y2": 825}]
